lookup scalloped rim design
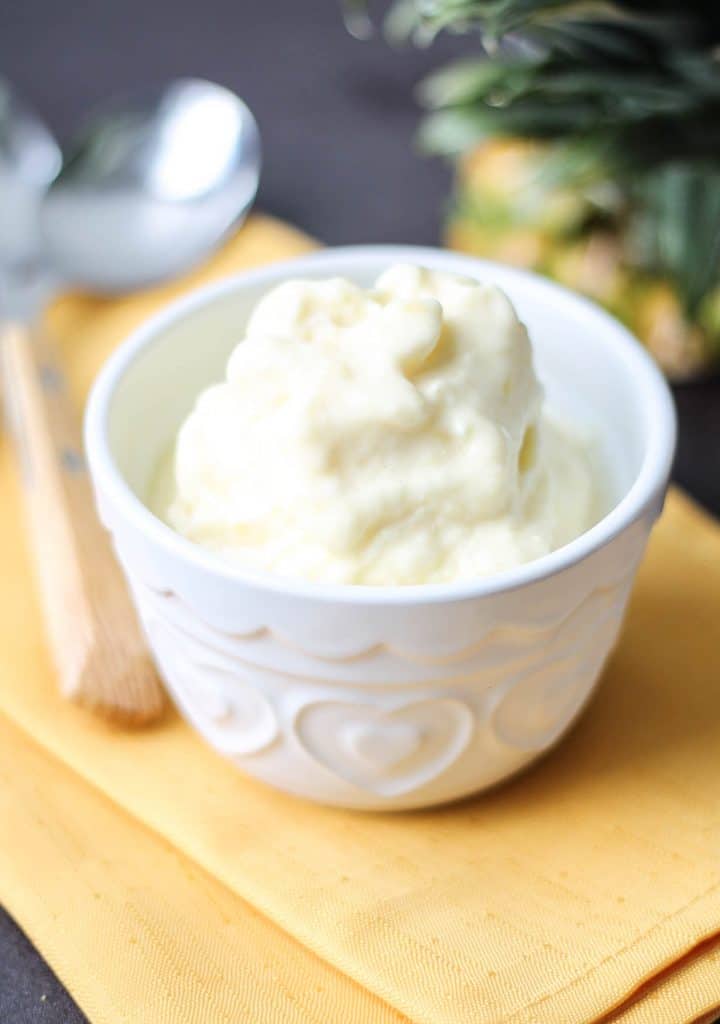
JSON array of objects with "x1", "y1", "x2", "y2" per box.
[{"x1": 128, "y1": 564, "x2": 638, "y2": 667}]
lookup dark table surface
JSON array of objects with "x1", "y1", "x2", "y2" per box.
[{"x1": 2, "y1": 1, "x2": 719, "y2": 1020}]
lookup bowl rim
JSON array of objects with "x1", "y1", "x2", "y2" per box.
[{"x1": 84, "y1": 244, "x2": 677, "y2": 605}]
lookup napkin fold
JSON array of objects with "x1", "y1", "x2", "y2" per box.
[{"x1": 1, "y1": 215, "x2": 720, "y2": 1024}]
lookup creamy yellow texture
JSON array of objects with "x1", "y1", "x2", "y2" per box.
[{"x1": 161, "y1": 265, "x2": 598, "y2": 584}]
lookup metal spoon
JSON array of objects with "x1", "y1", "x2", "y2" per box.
[
  {"x1": 0, "y1": 78, "x2": 261, "y2": 722},
  {"x1": 1, "y1": 76, "x2": 260, "y2": 309},
  {"x1": 41, "y1": 78, "x2": 261, "y2": 293},
  {"x1": 0, "y1": 82, "x2": 61, "y2": 271}
]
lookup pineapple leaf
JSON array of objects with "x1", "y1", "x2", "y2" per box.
[
  {"x1": 347, "y1": 0, "x2": 720, "y2": 311},
  {"x1": 418, "y1": 55, "x2": 544, "y2": 108},
  {"x1": 635, "y1": 165, "x2": 720, "y2": 315}
]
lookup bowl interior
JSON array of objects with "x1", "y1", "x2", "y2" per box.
[{"x1": 103, "y1": 248, "x2": 657, "y2": 520}]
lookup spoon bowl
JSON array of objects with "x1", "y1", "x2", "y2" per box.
[
  {"x1": 0, "y1": 80, "x2": 61, "y2": 268},
  {"x1": 40, "y1": 78, "x2": 261, "y2": 292}
]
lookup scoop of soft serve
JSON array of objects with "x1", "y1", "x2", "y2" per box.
[{"x1": 162, "y1": 265, "x2": 597, "y2": 584}]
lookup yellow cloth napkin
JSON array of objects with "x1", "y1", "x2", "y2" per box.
[{"x1": 2, "y1": 214, "x2": 720, "y2": 1024}]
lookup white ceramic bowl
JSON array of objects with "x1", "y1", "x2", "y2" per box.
[{"x1": 85, "y1": 247, "x2": 676, "y2": 810}]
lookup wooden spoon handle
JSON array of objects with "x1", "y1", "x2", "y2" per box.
[{"x1": 1, "y1": 320, "x2": 166, "y2": 724}]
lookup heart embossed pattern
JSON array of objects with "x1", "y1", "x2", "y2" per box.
[
  {"x1": 295, "y1": 698, "x2": 475, "y2": 797},
  {"x1": 147, "y1": 619, "x2": 279, "y2": 758},
  {"x1": 491, "y1": 660, "x2": 597, "y2": 753},
  {"x1": 178, "y1": 668, "x2": 278, "y2": 758},
  {"x1": 343, "y1": 719, "x2": 421, "y2": 771}
]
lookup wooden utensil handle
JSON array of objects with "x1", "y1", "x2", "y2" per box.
[{"x1": 1, "y1": 320, "x2": 166, "y2": 724}]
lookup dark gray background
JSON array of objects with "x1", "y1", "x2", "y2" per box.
[{"x1": 1, "y1": 1, "x2": 719, "y2": 1020}]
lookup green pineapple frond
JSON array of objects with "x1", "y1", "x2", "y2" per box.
[
  {"x1": 383, "y1": 1, "x2": 720, "y2": 49},
  {"x1": 346, "y1": 0, "x2": 720, "y2": 325},
  {"x1": 355, "y1": 0, "x2": 720, "y2": 169},
  {"x1": 415, "y1": 18, "x2": 720, "y2": 166},
  {"x1": 630, "y1": 164, "x2": 720, "y2": 318}
]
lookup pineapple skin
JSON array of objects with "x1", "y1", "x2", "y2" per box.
[{"x1": 449, "y1": 141, "x2": 719, "y2": 382}]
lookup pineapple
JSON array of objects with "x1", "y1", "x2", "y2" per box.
[
  {"x1": 548, "y1": 233, "x2": 626, "y2": 310},
  {"x1": 359, "y1": 0, "x2": 720, "y2": 380},
  {"x1": 450, "y1": 139, "x2": 720, "y2": 379},
  {"x1": 457, "y1": 140, "x2": 589, "y2": 237},
  {"x1": 447, "y1": 215, "x2": 551, "y2": 269},
  {"x1": 630, "y1": 281, "x2": 710, "y2": 382}
]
